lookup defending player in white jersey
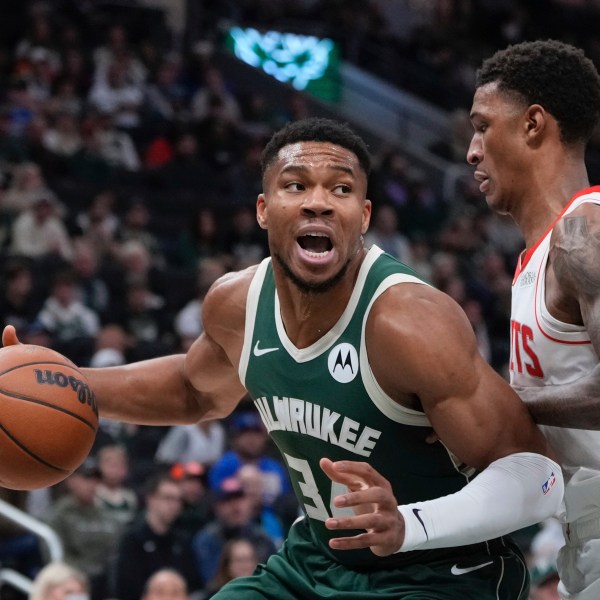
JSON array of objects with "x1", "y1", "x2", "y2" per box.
[{"x1": 468, "y1": 40, "x2": 600, "y2": 600}]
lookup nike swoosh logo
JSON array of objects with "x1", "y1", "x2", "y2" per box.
[
  {"x1": 451, "y1": 561, "x2": 493, "y2": 576},
  {"x1": 253, "y1": 341, "x2": 279, "y2": 356},
  {"x1": 412, "y1": 508, "x2": 428, "y2": 540}
]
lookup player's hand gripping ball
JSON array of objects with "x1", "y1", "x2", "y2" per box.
[{"x1": 0, "y1": 343, "x2": 98, "y2": 490}]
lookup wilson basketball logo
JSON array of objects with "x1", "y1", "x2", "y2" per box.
[
  {"x1": 327, "y1": 343, "x2": 359, "y2": 383},
  {"x1": 33, "y1": 369, "x2": 98, "y2": 415}
]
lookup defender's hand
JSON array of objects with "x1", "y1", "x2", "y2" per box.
[
  {"x1": 2, "y1": 325, "x2": 21, "y2": 347},
  {"x1": 320, "y1": 458, "x2": 405, "y2": 556}
]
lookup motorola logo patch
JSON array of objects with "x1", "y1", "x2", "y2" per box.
[{"x1": 327, "y1": 343, "x2": 359, "y2": 383}]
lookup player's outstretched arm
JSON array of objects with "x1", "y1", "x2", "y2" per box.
[
  {"x1": 82, "y1": 269, "x2": 250, "y2": 425},
  {"x1": 322, "y1": 283, "x2": 563, "y2": 554},
  {"x1": 2, "y1": 269, "x2": 251, "y2": 426},
  {"x1": 516, "y1": 202, "x2": 600, "y2": 429}
]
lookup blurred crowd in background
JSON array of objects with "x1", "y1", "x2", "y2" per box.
[{"x1": 0, "y1": 1, "x2": 597, "y2": 599}]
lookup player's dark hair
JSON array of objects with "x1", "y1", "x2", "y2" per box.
[
  {"x1": 476, "y1": 39, "x2": 600, "y2": 145},
  {"x1": 261, "y1": 117, "x2": 371, "y2": 177}
]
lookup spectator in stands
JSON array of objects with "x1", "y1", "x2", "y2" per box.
[
  {"x1": 29, "y1": 562, "x2": 89, "y2": 600},
  {"x1": 89, "y1": 109, "x2": 140, "y2": 172},
  {"x1": 114, "y1": 278, "x2": 171, "y2": 360},
  {"x1": 173, "y1": 209, "x2": 226, "y2": 272},
  {"x1": 155, "y1": 420, "x2": 226, "y2": 467},
  {"x1": 89, "y1": 323, "x2": 130, "y2": 369},
  {"x1": 144, "y1": 53, "x2": 190, "y2": 126},
  {"x1": 200, "y1": 538, "x2": 259, "y2": 599},
  {"x1": 237, "y1": 464, "x2": 285, "y2": 549},
  {"x1": 170, "y1": 461, "x2": 215, "y2": 532},
  {"x1": 88, "y1": 58, "x2": 145, "y2": 131},
  {"x1": 42, "y1": 111, "x2": 82, "y2": 158},
  {"x1": 46, "y1": 458, "x2": 120, "y2": 600},
  {"x1": 118, "y1": 198, "x2": 163, "y2": 262},
  {"x1": 75, "y1": 190, "x2": 121, "y2": 259},
  {"x1": 208, "y1": 411, "x2": 291, "y2": 510},
  {"x1": 222, "y1": 205, "x2": 268, "y2": 270},
  {"x1": 190, "y1": 67, "x2": 240, "y2": 125},
  {"x1": 44, "y1": 76, "x2": 84, "y2": 118},
  {"x1": 428, "y1": 108, "x2": 474, "y2": 164},
  {"x1": 92, "y1": 24, "x2": 147, "y2": 87},
  {"x1": 9, "y1": 194, "x2": 73, "y2": 261},
  {"x1": 191, "y1": 476, "x2": 276, "y2": 588},
  {"x1": 363, "y1": 203, "x2": 411, "y2": 263},
  {"x1": 0, "y1": 258, "x2": 42, "y2": 332},
  {"x1": 95, "y1": 444, "x2": 138, "y2": 527},
  {"x1": 3, "y1": 161, "x2": 52, "y2": 216},
  {"x1": 37, "y1": 269, "x2": 100, "y2": 364},
  {"x1": 71, "y1": 238, "x2": 111, "y2": 319},
  {"x1": 111, "y1": 473, "x2": 201, "y2": 600},
  {"x1": 141, "y1": 568, "x2": 189, "y2": 600},
  {"x1": 174, "y1": 257, "x2": 228, "y2": 350}
]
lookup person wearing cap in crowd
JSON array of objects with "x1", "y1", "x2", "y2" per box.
[
  {"x1": 110, "y1": 472, "x2": 201, "y2": 600},
  {"x1": 45, "y1": 458, "x2": 120, "y2": 600},
  {"x1": 170, "y1": 461, "x2": 214, "y2": 532},
  {"x1": 191, "y1": 476, "x2": 277, "y2": 589},
  {"x1": 208, "y1": 410, "x2": 292, "y2": 510}
]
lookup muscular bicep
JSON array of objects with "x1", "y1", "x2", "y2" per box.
[
  {"x1": 183, "y1": 331, "x2": 246, "y2": 419},
  {"x1": 183, "y1": 268, "x2": 252, "y2": 420},
  {"x1": 551, "y1": 203, "x2": 600, "y2": 353},
  {"x1": 369, "y1": 286, "x2": 553, "y2": 470}
]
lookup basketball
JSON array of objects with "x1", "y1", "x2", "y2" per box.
[{"x1": 0, "y1": 343, "x2": 98, "y2": 490}]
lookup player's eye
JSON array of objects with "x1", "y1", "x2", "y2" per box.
[
  {"x1": 334, "y1": 184, "x2": 352, "y2": 195},
  {"x1": 286, "y1": 182, "x2": 305, "y2": 192}
]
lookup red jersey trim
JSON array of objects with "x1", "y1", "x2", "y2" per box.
[{"x1": 513, "y1": 186, "x2": 600, "y2": 283}]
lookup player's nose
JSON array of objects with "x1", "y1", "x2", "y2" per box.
[
  {"x1": 301, "y1": 186, "x2": 333, "y2": 216},
  {"x1": 467, "y1": 137, "x2": 482, "y2": 165}
]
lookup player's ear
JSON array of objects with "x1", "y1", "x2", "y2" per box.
[
  {"x1": 524, "y1": 104, "x2": 546, "y2": 140},
  {"x1": 361, "y1": 200, "x2": 372, "y2": 235},
  {"x1": 256, "y1": 194, "x2": 268, "y2": 229}
]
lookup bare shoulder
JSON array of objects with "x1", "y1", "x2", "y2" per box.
[
  {"x1": 369, "y1": 282, "x2": 475, "y2": 346},
  {"x1": 366, "y1": 282, "x2": 480, "y2": 400},
  {"x1": 550, "y1": 200, "x2": 600, "y2": 294},
  {"x1": 201, "y1": 264, "x2": 258, "y2": 343}
]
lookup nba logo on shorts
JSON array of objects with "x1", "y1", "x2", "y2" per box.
[{"x1": 542, "y1": 472, "x2": 556, "y2": 495}]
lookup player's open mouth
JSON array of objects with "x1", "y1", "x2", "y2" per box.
[{"x1": 297, "y1": 232, "x2": 333, "y2": 258}]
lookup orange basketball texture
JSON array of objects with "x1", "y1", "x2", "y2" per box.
[{"x1": 0, "y1": 344, "x2": 98, "y2": 490}]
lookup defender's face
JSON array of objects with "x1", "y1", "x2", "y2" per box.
[
  {"x1": 257, "y1": 141, "x2": 371, "y2": 293},
  {"x1": 467, "y1": 82, "x2": 528, "y2": 215}
]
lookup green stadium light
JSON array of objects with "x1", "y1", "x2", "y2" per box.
[{"x1": 225, "y1": 26, "x2": 341, "y2": 102}]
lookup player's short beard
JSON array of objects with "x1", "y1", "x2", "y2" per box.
[{"x1": 274, "y1": 253, "x2": 350, "y2": 294}]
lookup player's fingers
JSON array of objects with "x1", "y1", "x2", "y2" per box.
[
  {"x1": 321, "y1": 458, "x2": 390, "y2": 489},
  {"x1": 320, "y1": 458, "x2": 368, "y2": 490},
  {"x1": 328, "y1": 530, "x2": 399, "y2": 555},
  {"x1": 325, "y1": 510, "x2": 391, "y2": 533},
  {"x1": 2, "y1": 325, "x2": 21, "y2": 347},
  {"x1": 333, "y1": 486, "x2": 397, "y2": 510}
]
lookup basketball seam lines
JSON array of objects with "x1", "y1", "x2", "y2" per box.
[
  {"x1": 0, "y1": 360, "x2": 80, "y2": 377},
  {"x1": 0, "y1": 388, "x2": 97, "y2": 432},
  {"x1": 0, "y1": 423, "x2": 70, "y2": 472}
]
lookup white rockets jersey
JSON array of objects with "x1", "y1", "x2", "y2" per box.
[{"x1": 510, "y1": 187, "x2": 600, "y2": 523}]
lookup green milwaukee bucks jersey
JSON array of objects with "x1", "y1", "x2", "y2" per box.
[{"x1": 239, "y1": 246, "x2": 476, "y2": 569}]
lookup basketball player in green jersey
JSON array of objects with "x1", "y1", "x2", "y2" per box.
[{"x1": 4, "y1": 118, "x2": 563, "y2": 599}]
